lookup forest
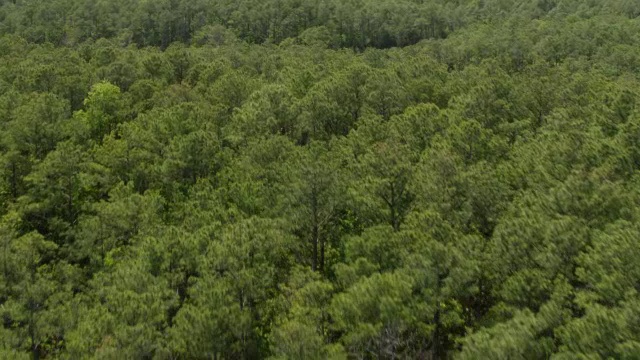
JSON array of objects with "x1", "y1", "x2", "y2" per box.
[{"x1": 1, "y1": 0, "x2": 640, "y2": 358}]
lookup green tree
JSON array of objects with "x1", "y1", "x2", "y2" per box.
[
  {"x1": 355, "y1": 138, "x2": 415, "y2": 231},
  {"x1": 269, "y1": 268, "x2": 344, "y2": 359},
  {"x1": 290, "y1": 142, "x2": 343, "y2": 272},
  {"x1": 0, "y1": 213, "x2": 73, "y2": 359},
  {"x1": 20, "y1": 141, "x2": 89, "y2": 242},
  {"x1": 168, "y1": 217, "x2": 297, "y2": 359},
  {"x1": 72, "y1": 81, "x2": 124, "y2": 143}
]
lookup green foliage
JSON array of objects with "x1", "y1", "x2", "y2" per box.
[
  {"x1": 1, "y1": 1, "x2": 640, "y2": 358},
  {"x1": 73, "y1": 81, "x2": 124, "y2": 142}
]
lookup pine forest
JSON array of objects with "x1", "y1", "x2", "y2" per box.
[{"x1": 1, "y1": 0, "x2": 640, "y2": 358}]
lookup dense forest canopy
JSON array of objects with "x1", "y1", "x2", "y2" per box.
[{"x1": 1, "y1": 0, "x2": 640, "y2": 358}]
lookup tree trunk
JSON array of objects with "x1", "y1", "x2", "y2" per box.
[
  {"x1": 319, "y1": 234, "x2": 325, "y2": 273},
  {"x1": 312, "y1": 222, "x2": 319, "y2": 271},
  {"x1": 311, "y1": 191, "x2": 319, "y2": 271},
  {"x1": 10, "y1": 161, "x2": 18, "y2": 200}
]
